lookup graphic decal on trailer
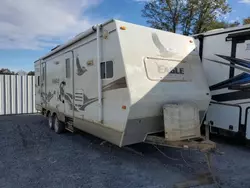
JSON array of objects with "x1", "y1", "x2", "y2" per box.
[
  {"x1": 152, "y1": 33, "x2": 177, "y2": 58},
  {"x1": 58, "y1": 81, "x2": 97, "y2": 112},
  {"x1": 102, "y1": 77, "x2": 127, "y2": 92},
  {"x1": 56, "y1": 77, "x2": 127, "y2": 111},
  {"x1": 78, "y1": 94, "x2": 98, "y2": 111},
  {"x1": 206, "y1": 54, "x2": 250, "y2": 102},
  {"x1": 76, "y1": 57, "x2": 87, "y2": 76},
  {"x1": 41, "y1": 91, "x2": 55, "y2": 103}
]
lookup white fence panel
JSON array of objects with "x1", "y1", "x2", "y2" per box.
[{"x1": 0, "y1": 75, "x2": 36, "y2": 115}]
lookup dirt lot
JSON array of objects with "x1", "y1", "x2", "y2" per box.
[{"x1": 0, "y1": 114, "x2": 250, "y2": 188}]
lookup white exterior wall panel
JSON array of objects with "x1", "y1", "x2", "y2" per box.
[{"x1": 0, "y1": 75, "x2": 36, "y2": 115}]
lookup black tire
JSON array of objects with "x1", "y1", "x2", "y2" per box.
[
  {"x1": 54, "y1": 115, "x2": 65, "y2": 134},
  {"x1": 48, "y1": 112, "x2": 54, "y2": 130}
]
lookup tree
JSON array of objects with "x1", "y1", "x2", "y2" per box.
[
  {"x1": 243, "y1": 17, "x2": 250, "y2": 25},
  {"x1": 0, "y1": 68, "x2": 15, "y2": 75},
  {"x1": 205, "y1": 20, "x2": 240, "y2": 31},
  {"x1": 27, "y1": 71, "x2": 35, "y2": 76},
  {"x1": 142, "y1": 0, "x2": 184, "y2": 33},
  {"x1": 192, "y1": 0, "x2": 231, "y2": 34},
  {"x1": 141, "y1": 0, "x2": 231, "y2": 35},
  {"x1": 181, "y1": 0, "x2": 199, "y2": 35},
  {"x1": 226, "y1": 21, "x2": 240, "y2": 28}
]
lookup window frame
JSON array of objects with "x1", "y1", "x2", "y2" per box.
[
  {"x1": 65, "y1": 58, "x2": 71, "y2": 78},
  {"x1": 42, "y1": 66, "x2": 45, "y2": 81},
  {"x1": 105, "y1": 61, "x2": 114, "y2": 79},
  {"x1": 37, "y1": 76, "x2": 40, "y2": 86},
  {"x1": 100, "y1": 60, "x2": 114, "y2": 80},
  {"x1": 101, "y1": 61, "x2": 106, "y2": 79}
]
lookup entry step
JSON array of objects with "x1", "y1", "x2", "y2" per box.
[{"x1": 65, "y1": 123, "x2": 75, "y2": 133}]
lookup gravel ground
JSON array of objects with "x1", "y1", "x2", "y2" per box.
[{"x1": 0, "y1": 114, "x2": 250, "y2": 188}]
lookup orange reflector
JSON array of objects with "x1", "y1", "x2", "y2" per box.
[
  {"x1": 120, "y1": 26, "x2": 126, "y2": 30},
  {"x1": 122, "y1": 105, "x2": 127, "y2": 110}
]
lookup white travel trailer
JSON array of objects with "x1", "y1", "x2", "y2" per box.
[
  {"x1": 194, "y1": 24, "x2": 250, "y2": 140},
  {"x1": 35, "y1": 19, "x2": 211, "y2": 147}
]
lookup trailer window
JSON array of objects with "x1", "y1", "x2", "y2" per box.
[
  {"x1": 106, "y1": 61, "x2": 113, "y2": 78},
  {"x1": 42, "y1": 67, "x2": 45, "y2": 81},
  {"x1": 101, "y1": 62, "x2": 105, "y2": 79},
  {"x1": 37, "y1": 76, "x2": 40, "y2": 86},
  {"x1": 66, "y1": 58, "x2": 70, "y2": 78},
  {"x1": 100, "y1": 61, "x2": 113, "y2": 79}
]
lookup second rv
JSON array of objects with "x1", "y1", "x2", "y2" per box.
[{"x1": 195, "y1": 24, "x2": 250, "y2": 140}]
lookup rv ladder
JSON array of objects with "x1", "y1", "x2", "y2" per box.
[{"x1": 65, "y1": 117, "x2": 75, "y2": 133}]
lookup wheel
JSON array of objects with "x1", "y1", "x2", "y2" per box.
[
  {"x1": 48, "y1": 112, "x2": 54, "y2": 130},
  {"x1": 54, "y1": 115, "x2": 65, "y2": 134}
]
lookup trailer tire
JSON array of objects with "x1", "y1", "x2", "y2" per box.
[
  {"x1": 54, "y1": 115, "x2": 65, "y2": 134},
  {"x1": 48, "y1": 112, "x2": 54, "y2": 130}
]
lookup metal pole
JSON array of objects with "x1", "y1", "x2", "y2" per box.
[{"x1": 96, "y1": 24, "x2": 102, "y2": 123}]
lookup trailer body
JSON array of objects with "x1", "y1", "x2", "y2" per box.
[
  {"x1": 35, "y1": 20, "x2": 210, "y2": 146},
  {"x1": 194, "y1": 25, "x2": 250, "y2": 139}
]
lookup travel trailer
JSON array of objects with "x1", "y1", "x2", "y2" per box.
[
  {"x1": 194, "y1": 24, "x2": 250, "y2": 140},
  {"x1": 35, "y1": 19, "x2": 211, "y2": 147}
]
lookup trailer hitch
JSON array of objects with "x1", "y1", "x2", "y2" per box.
[
  {"x1": 144, "y1": 135, "x2": 221, "y2": 188},
  {"x1": 144, "y1": 135, "x2": 216, "y2": 152}
]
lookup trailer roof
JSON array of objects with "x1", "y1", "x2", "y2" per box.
[
  {"x1": 35, "y1": 19, "x2": 114, "y2": 62},
  {"x1": 193, "y1": 24, "x2": 250, "y2": 38}
]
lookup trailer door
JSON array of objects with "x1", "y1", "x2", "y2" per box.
[
  {"x1": 41, "y1": 61, "x2": 46, "y2": 108},
  {"x1": 63, "y1": 52, "x2": 74, "y2": 117}
]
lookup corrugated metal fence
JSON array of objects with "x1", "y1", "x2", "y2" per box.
[{"x1": 0, "y1": 75, "x2": 37, "y2": 115}]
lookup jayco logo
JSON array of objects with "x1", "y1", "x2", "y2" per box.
[{"x1": 156, "y1": 62, "x2": 184, "y2": 74}]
